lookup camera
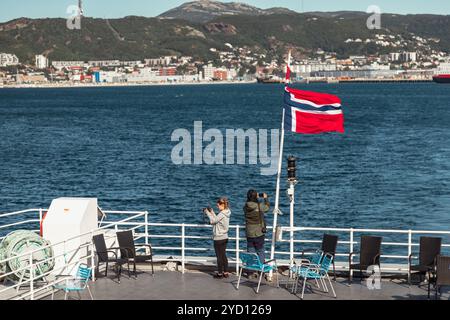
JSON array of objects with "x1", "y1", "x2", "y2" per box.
[
  {"x1": 202, "y1": 206, "x2": 212, "y2": 213},
  {"x1": 258, "y1": 193, "x2": 265, "y2": 198}
]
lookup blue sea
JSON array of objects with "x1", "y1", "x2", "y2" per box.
[{"x1": 1, "y1": 83, "x2": 450, "y2": 257}]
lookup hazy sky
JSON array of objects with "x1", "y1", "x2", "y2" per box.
[{"x1": 1, "y1": 0, "x2": 449, "y2": 22}]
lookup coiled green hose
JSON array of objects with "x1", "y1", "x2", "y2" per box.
[{"x1": 0, "y1": 230, "x2": 55, "y2": 282}]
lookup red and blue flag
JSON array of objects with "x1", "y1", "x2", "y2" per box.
[{"x1": 284, "y1": 86, "x2": 345, "y2": 134}]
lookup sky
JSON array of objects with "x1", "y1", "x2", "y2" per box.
[{"x1": 0, "y1": 0, "x2": 449, "y2": 22}]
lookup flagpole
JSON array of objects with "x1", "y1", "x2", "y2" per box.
[
  {"x1": 269, "y1": 107, "x2": 285, "y2": 280},
  {"x1": 269, "y1": 51, "x2": 291, "y2": 280}
]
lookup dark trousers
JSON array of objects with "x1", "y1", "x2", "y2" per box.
[
  {"x1": 214, "y1": 239, "x2": 228, "y2": 274},
  {"x1": 247, "y1": 235, "x2": 265, "y2": 263}
]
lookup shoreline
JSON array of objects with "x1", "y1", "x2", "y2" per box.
[
  {"x1": 0, "y1": 80, "x2": 258, "y2": 89},
  {"x1": 0, "y1": 79, "x2": 439, "y2": 89}
]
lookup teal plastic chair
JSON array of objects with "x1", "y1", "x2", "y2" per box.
[
  {"x1": 236, "y1": 252, "x2": 279, "y2": 293},
  {"x1": 289, "y1": 250, "x2": 324, "y2": 292},
  {"x1": 51, "y1": 264, "x2": 94, "y2": 300},
  {"x1": 294, "y1": 253, "x2": 336, "y2": 299}
]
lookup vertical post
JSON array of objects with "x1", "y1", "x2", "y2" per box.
[
  {"x1": 349, "y1": 229, "x2": 354, "y2": 277},
  {"x1": 39, "y1": 208, "x2": 43, "y2": 225},
  {"x1": 407, "y1": 230, "x2": 412, "y2": 269},
  {"x1": 29, "y1": 254, "x2": 34, "y2": 300},
  {"x1": 181, "y1": 224, "x2": 185, "y2": 274},
  {"x1": 269, "y1": 108, "x2": 286, "y2": 279},
  {"x1": 289, "y1": 182, "x2": 295, "y2": 276},
  {"x1": 236, "y1": 226, "x2": 240, "y2": 275},
  {"x1": 144, "y1": 211, "x2": 149, "y2": 245},
  {"x1": 91, "y1": 232, "x2": 96, "y2": 282}
]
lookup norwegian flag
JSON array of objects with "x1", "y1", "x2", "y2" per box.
[{"x1": 284, "y1": 86, "x2": 345, "y2": 134}]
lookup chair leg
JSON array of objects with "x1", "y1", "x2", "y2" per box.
[
  {"x1": 64, "y1": 291, "x2": 68, "y2": 300},
  {"x1": 256, "y1": 272, "x2": 264, "y2": 294},
  {"x1": 51, "y1": 289, "x2": 55, "y2": 300},
  {"x1": 127, "y1": 262, "x2": 131, "y2": 278},
  {"x1": 301, "y1": 278, "x2": 307, "y2": 300},
  {"x1": 118, "y1": 264, "x2": 122, "y2": 283},
  {"x1": 321, "y1": 277, "x2": 329, "y2": 293},
  {"x1": 150, "y1": 256, "x2": 155, "y2": 277},
  {"x1": 87, "y1": 285, "x2": 94, "y2": 300},
  {"x1": 333, "y1": 260, "x2": 337, "y2": 281},
  {"x1": 276, "y1": 269, "x2": 280, "y2": 288},
  {"x1": 349, "y1": 268, "x2": 352, "y2": 285},
  {"x1": 236, "y1": 267, "x2": 243, "y2": 290},
  {"x1": 134, "y1": 261, "x2": 137, "y2": 279},
  {"x1": 327, "y1": 274, "x2": 337, "y2": 298},
  {"x1": 105, "y1": 261, "x2": 108, "y2": 277}
]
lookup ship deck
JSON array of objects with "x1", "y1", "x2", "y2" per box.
[{"x1": 46, "y1": 268, "x2": 449, "y2": 301}]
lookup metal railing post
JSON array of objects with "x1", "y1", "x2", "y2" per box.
[
  {"x1": 235, "y1": 226, "x2": 240, "y2": 275},
  {"x1": 407, "y1": 230, "x2": 412, "y2": 269},
  {"x1": 349, "y1": 228, "x2": 354, "y2": 277},
  {"x1": 29, "y1": 253, "x2": 34, "y2": 300},
  {"x1": 181, "y1": 224, "x2": 185, "y2": 274},
  {"x1": 39, "y1": 208, "x2": 43, "y2": 225},
  {"x1": 91, "y1": 232, "x2": 96, "y2": 282},
  {"x1": 144, "y1": 211, "x2": 149, "y2": 245}
]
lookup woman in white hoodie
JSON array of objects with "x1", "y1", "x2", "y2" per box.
[{"x1": 205, "y1": 197, "x2": 231, "y2": 279}]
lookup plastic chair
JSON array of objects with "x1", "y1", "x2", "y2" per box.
[
  {"x1": 51, "y1": 264, "x2": 94, "y2": 300},
  {"x1": 236, "y1": 252, "x2": 279, "y2": 293},
  {"x1": 294, "y1": 253, "x2": 337, "y2": 299}
]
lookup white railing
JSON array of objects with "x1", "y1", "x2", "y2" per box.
[
  {"x1": 0, "y1": 208, "x2": 147, "y2": 300},
  {"x1": 1, "y1": 208, "x2": 450, "y2": 299}
]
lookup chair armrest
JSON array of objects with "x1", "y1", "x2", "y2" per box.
[
  {"x1": 408, "y1": 254, "x2": 417, "y2": 267},
  {"x1": 96, "y1": 250, "x2": 119, "y2": 259},
  {"x1": 264, "y1": 259, "x2": 276, "y2": 265},
  {"x1": 348, "y1": 252, "x2": 355, "y2": 265},
  {"x1": 373, "y1": 253, "x2": 381, "y2": 266}
]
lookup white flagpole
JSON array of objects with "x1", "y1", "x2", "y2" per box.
[{"x1": 269, "y1": 51, "x2": 291, "y2": 279}]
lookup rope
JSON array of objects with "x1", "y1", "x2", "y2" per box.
[{"x1": 0, "y1": 230, "x2": 55, "y2": 282}]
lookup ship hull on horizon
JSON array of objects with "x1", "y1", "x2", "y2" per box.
[{"x1": 433, "y1": 74, "x2": 450, "y2": 83}]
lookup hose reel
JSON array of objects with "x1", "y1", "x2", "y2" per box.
[{"x1": 0, "y1": 230, "x2": 55, "y2": 282}]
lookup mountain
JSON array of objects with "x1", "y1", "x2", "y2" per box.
[
  {"x1": 158, "y1": 0, "x2": 297, "y2": 23},
  {"x1": 1, "y1": 11, "x2": 450, "y2": 64}
]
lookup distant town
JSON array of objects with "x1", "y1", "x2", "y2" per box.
[{"x1": 1, "y1": 34, "x2": 450, "y2": 87}]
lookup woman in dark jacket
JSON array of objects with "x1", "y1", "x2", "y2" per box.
[{"x1": 244, "y1": 190, "x2": 270, "y2": 264}]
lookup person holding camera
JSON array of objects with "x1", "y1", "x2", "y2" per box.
[
  {"x1": 204, "y1": 197, "x2": 231, "y2": 279},
  {"x1": 244, "y1": 190, "x2": 270, "y2": 266}
]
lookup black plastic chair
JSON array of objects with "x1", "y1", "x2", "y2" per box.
[
  {"x1": 302, "y1": 234, "x2": 339, "y2": 280},
  {"x1": 116, "y1": 230, "x2": 154, "y2": 278},
  {"x1": 408, "y1": 236, "x2": 442, "y2": 285},
  {"x1": 93, "y1": 234, "x2": 128, "y2": 282},
  {"x1": 348, "y1": 235, "x2": 382, "y2": 284},
  {"x1": 431, "y1": 255, "x2": 450, "y2": 300}
]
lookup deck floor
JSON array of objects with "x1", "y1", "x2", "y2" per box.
[{"x1": 46, "y1": 269, "x2": 450, "y2": 301}]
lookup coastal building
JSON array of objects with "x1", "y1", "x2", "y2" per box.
[
  {"x1": 213, "y1": 69, "x2": 228, "y2": 81},
  {"x1": 203, "y1": 64, "x2": 216, "y2": 80},
  {"x1": 0, "y1": 53, "x2": 19, "y2": 67},
  {"x1": 402, "y1": 52, "x2": 417, "y2": 62},
  {"x1": 35, "y1": 55, "x2": 48, "y2": 69},
  {"x1": 88, "y1": 60, "x2": 121, "y2": 67},
  {"x1": 52, "y1": 61, "x2": 85, "y2": 70}
]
